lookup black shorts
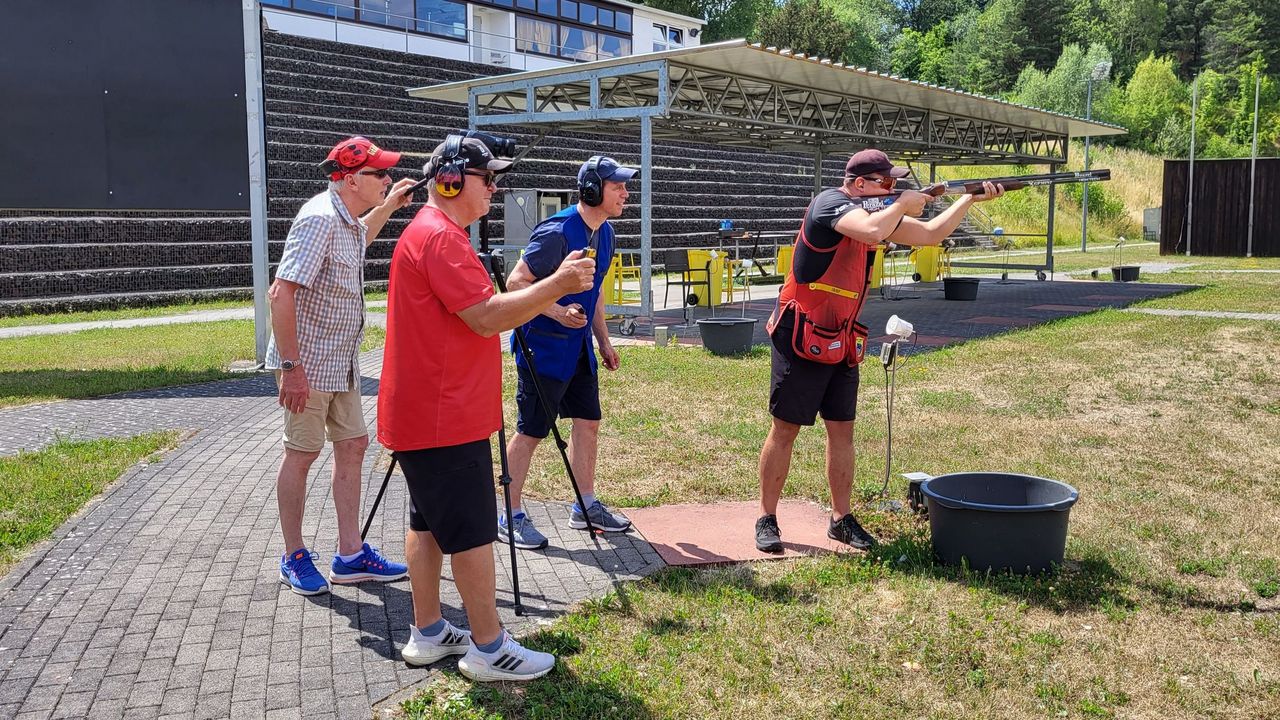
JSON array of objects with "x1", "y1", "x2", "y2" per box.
[
  {"x1": 397, "y1": 439, "x2": 498, "y2": 554},
  {"x1": 515, "y1": 350, "x2": 601, "y2": 438},
  {"x1": 768, "y1": 318, "x2": 859, "y2": 426}
]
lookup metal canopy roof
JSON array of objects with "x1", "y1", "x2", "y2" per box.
[{"x1": 409, "y1": 39, "x2": 1125, "y2": 165}]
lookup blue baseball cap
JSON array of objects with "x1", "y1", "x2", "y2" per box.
[{"x1": 578, "y1": 156, "x2": 639, "y2": 185}]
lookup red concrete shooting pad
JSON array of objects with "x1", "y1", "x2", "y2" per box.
[{"x1": 626, "y1": 500, "x2": 861, "y2": 566}]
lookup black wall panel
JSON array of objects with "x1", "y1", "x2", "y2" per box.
[{"x1": 1, "y1": 1, "x2": 250, "y2": 210}]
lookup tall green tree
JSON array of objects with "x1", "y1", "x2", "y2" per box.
[
  {"x1": 898, "y1": 0, "x2": 978, "y2": 33},
  {"x1": 1099, "y1": 0, "x2": 1166, "y2": 80},
  {"x1": 825, "y1": 0, "x2": 902, "y2": 70},
  {"x1": 889, "y1": 23, "x2": 950, "y2": 83},
  {"x1": 1116, "y1": 53, "x2": 1186, "y2": 149},
  {"x1": 1202, "y1": 0, "x2": 1264, "y2": 74},
  {"x1": 641, "y1": 0, "x2": 771, "y2": 43},
  {"x1": 754, "y1": 0, "x2": 862, "y2": 63},
  {"x1": 1159, "y1": 0, "x2": 1209, "y2": 78},
  {"x1": 1008, "y1": 43, "x2": 1115, "y2": 118}
]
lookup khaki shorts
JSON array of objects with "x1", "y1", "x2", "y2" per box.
[{"x1": 276, "y1": 372, "x2": 367, "y2": 452}]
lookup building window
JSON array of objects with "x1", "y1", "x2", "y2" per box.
[
  {"x1": 561, "y1": 0, "x2": 578, "y2": 19},
  {"x1": 361, "y1": 0, "x2": 414, "y2": 29},
  {"x1": 652, "y1": 23, "x2": 683, "y2": 51},
  {"x1": 516, "y1": 16, "x2": 558, "y2": 55},
  {"x1": 292, "y1": 0, "x2": 356, "y2": 19},
  {"x1": 614, "y1": 10, "x2": 630, "y2": 32},
  {"x1": 415, "y1": 0, "x2": 466, "y2": 38},
  {"x1": 561, "y1": 27, "x2": 598, "y2": 60},
  {"x1": 598, "y1": 33, "x2": 631, "y2": 58},
  {"x1": 597, "y1": 7, "x2": 614, "y2": 28}
]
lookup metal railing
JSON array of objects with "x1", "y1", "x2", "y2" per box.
[{"x1": 265, "y1": 0, "x2": 628, "y2": 71}]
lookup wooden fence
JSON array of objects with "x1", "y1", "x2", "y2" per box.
[{"x1": 1161, "y1": 158, "x2": 1279, "y2": 256}]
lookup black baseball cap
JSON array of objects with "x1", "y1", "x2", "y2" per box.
[{"x1": 426, "y1": 137, "x2": 514, "y2": 176}]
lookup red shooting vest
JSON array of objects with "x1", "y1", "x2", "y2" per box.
[{"x1": 767, "y1": 194, "x2": 875, "y2": 366}]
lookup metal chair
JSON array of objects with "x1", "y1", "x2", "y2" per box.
[{"x1": 662, "y1": 249, "x2": 710, "y2": 324}]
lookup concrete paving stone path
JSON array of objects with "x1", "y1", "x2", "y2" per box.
[{"x1": 0, "y1": 350, "x2": 665, "y2": 719}]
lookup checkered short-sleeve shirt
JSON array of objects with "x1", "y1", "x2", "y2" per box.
[{"x1": 265, "y1": 189, "x2": 367, "y2": 392}]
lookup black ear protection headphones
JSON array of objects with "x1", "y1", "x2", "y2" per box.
[
  {"x1": 432, "y1": 134, "x2": 467, "y2": 198},
  {"x1": 319, "y1": 138, "x2": 371, "y2": 180},
  {"x1": 579, "y1": 155, "x2": 604, "y2": 207}
]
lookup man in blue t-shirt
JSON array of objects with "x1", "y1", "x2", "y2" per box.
[{"x1": 499, "y1": 156, "x2": 638, "y2": 549}]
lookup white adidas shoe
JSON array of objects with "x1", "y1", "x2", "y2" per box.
[
  {"x1": 402, "y1": 621, "x2": 471, "y2": 667},
  {"x1": 457, "y1": 632, "x2": 555, "y2": 682}
]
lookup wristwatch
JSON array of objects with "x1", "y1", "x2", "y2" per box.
[{"x1": 281, "y1": 359, "x2": 302, "y2": 371}]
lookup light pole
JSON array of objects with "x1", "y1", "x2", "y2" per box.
[{"x1": 1081, "y1": 60, "x2": 1112, "y2": 252}]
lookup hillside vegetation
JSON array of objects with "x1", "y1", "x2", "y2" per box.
[{"x1": 934, "y1": 143, "x2": 1163, "y2": 248}]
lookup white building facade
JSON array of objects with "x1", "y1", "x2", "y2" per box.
[{"x1": 261, "y1": 0, "x2": 705, "y2": 72}]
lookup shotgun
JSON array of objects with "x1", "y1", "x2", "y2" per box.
[{"x1": 854, "y1": 169, "x2": 1111, "y2": 212}]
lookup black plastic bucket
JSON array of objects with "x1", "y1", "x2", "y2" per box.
[
  {"x1": 697, "y1": 317, "x2": 758, "y2": 355},
  {"x1": 922, "y1": 472, "x2": 1079, "y2": 573},
  {"x1": 1111, "y1": 265, "x2": 1140, "y2": 282},
  {"x1": 943, "y1": 277, "x2": 980, "y2": 300}
]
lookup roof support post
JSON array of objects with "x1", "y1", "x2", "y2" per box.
[
  {"x1": 243, "y1": 0, "x2": 270, "y2": 365},
  {"x1": 639, "y1": 113, "x2": 654, "y2": 317},
  {"x1": 1046, "y1": 161, "x2": 1057, "y2": 277},
  {"x1": 813, "y1": 144, "x2": 824, "y2": 196}
]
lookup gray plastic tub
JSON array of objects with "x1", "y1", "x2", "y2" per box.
[
  {"x1": 697, "y1": 317, "x2": 757, "y2": 355},
  {"x1": 922, "y1": 472, "x2": 1079, "y2": 573}
]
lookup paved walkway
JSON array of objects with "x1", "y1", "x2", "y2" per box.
[{"x1": 0, "y1": 351, "x2": 665, "y2": 719}]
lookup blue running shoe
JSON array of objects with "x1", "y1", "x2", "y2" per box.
[
  {"x1": 569, "y1": 500, "x2": 631, "y2": 533},
  {"x1": 499, "y1": 513, "x2": 549, "y2": 550},
  {"x1": 280, "y1": 548, "x2": 329, "y2": 596},
  {"x1": 329, "y1": 543, "x2": 408, "y2": 584}
]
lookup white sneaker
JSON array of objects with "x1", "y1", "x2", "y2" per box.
[
  {"x1": 457, "y1": 632, "x2": 555, "y2": 682},
  {"x1": 402, "y1": 621, "x2": 471, "y2": 667}
]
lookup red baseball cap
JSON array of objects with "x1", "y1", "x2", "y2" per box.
[
  {"x1": 845, "y1": 149, "x2": 910, "y2": 178},
  {"x1": 321, "y1": 136, "x2": 402, "y2": 180}
]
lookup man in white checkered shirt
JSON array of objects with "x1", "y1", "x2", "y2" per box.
[{"x1": 267, "y1": 136, "x2": 416, "y2": 596}]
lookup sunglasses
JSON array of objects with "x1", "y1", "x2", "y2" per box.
[
  {"x1": 465, "y1": 169, "x2": 499, "y2": 187},
  {"x1": 356, "y1": 168, "x2": 391, "y2": 179},
  {"x1": 857, "y1": 175, "x2": 896, "y2": 190}
]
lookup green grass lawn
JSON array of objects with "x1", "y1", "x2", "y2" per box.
[
  {"x1": 0, "y1": 298, "x2": 253, "y2": 328},
  {"x1": 0, "y1": 321, "x2": 386, "y2": 408},
  {"x1": 0, "y1": 290, "x2": 389, "y2": 329},
  {"x1": 0, "y1": 432, "x2": 179, "y2": 575},
  {"x1": 404, "y1": 274, "x2": 1280, "y2": 718}
]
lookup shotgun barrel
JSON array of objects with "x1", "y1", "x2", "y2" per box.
[{"x1": 854, "y1": 168, "x2": 1111, "y2": 212}]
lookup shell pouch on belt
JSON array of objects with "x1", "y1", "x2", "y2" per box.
[{"x1": 789, "y1": 312, "x2": 869, "y2": 366}]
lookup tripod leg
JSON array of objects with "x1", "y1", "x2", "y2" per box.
[
  {"x1": 361, "y1": 453, "x2": 396, "y2": 542},
  {"x1": 487, "y1": 254, "x2": 598, "y2": 534},
  {"x1": 509, "y1": 327, "x2": 598, "y2": 534},
  {"x1": 496, "y1": 426, "x2": 524, "y2": 616}
]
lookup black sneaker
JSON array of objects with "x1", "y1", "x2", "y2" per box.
[
  {"x1": 755, "y1": 514, "x2": 783, "y2": 553},
  {"x1": 828, "y1": 513, "x2": 877, "y2": 549}
]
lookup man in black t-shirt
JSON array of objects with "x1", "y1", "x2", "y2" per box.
[{"x1": 755, "y1": 149, "x2": 1004, "y2": 553}]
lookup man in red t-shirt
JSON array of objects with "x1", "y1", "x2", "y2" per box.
[{"x1": 377, "y1": 136, "x2": 595, "y2": 682}]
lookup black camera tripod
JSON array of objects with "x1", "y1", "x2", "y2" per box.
[{"x1": 359, "y1": 220, "x2": 598, "y2": 616}]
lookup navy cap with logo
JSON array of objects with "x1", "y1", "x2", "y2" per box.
[
  {"x1": 845, "y1": 149, "x2": 910, "y2": 178},
  {"x1": 578, "y1": 156, "x2": 639, "y2": 185}
]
